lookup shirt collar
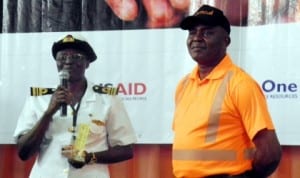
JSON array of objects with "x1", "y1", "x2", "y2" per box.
[
  {"x1": 190, "y1": 54, "x2": 233, "y2": 81},
  {"x1": 80, "y1": 80, "x2": 97, "y2": 105}
]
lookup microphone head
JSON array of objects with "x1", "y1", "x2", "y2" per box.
[{"x1": 59, "y1": 70, "x2": 70, "y2": 79}]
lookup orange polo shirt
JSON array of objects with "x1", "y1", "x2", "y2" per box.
[{"x1": 172, "y1": 55, "x2": 275, "y2": 178}]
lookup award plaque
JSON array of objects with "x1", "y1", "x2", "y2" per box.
[{"x1": 72, "y1": 123, "x2": 90, "y2": 162}]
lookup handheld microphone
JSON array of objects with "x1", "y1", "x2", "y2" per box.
[{"x1": 59, "y1": 70, "x2": 70, "y2": 116}]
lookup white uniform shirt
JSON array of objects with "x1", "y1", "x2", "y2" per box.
[{"x1": 14, "y1": 81, "x2": 137, "y2": 178}]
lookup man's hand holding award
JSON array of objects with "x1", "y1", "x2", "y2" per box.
[{"x1": 61, "y1": 123, "x2": 90, "y2": 168}]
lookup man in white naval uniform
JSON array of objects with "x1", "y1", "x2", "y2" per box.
[{"x1": 14, "y1": 34, "x2": 137, "y2": 178}]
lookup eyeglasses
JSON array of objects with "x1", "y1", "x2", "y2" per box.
[{"x1": 56, "y1": 53, "x2": 86, "y2": 63}]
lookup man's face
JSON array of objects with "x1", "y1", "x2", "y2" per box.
[
  {"x1": 187, "y1": 24, "x2": 230, "y2": 66},
  {"x1": 55, "y1": 49, "x2": 90, "y2": 82}
]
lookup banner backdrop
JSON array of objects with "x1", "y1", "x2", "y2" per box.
[
  {"x1": 1, "y1": 0, "x2": 300, "y2": 145},
  {"x1": 1, "y1": 23, "x2": 300, "y2": 145}
]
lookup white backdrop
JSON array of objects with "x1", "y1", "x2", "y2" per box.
[{"x1": 1, "y1": 23, "x2": 300, "y2": 144}]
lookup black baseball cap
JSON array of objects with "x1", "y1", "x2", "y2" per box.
[
  {"x1": 52, "y1": 34, "x2": 97, "y2": 62},
  {"x1": 180, "y1": 5, "x2": 230, "y2": 34}
]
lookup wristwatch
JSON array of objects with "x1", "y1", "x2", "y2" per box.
[
  {"x1": 85, "y1": 151, "x2": 97, "y2": 164},
  {"x1": 89, "y1": 152, "x2": 97, "y2": 164}
]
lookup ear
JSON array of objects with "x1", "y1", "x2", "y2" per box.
[
  {"x1": 85, "y1": 62, "x2": 90, "y2": 69},
  {"x1": 225, "y1": 37, "x2": 231, "y2": 46}
]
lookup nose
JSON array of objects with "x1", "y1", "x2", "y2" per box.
[
  {"x1": 193, "y1": 30, "x2": 205, "y2": 40},
  {"x1": 64, "y1": 55, "x2": 74, "y2": 64}
]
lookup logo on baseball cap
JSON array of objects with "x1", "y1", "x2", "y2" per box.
[{"x1": 180, "y1": 5, "x2": 231, "y2": 34}]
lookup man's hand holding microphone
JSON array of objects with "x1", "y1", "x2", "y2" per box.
[{"x1": 46, "y1": 69, "x2": 71, "y2": 116}]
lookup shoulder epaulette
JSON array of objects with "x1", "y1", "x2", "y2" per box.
[
  {"x1": 30, "y1": 87, "x2": 56, "y2": 96},
  {"x1": 93, "y1": 85, "x2": 118, "y2": 96}
]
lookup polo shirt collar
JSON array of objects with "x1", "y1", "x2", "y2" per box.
[{"x1": 190, "y1": 54, "x2": 233, "y2": 80}]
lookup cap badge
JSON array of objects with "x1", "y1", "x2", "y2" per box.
[
  {"x1": 62, "y1": 35, "x2": 75, "y2": 43},
  {"x1": 196, "y1": 10, "x2": 214, "y2": 16}
]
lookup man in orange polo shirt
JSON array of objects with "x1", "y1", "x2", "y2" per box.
[{"x1": 172, "y1": 5, "x2": 282, "y2": 178}]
